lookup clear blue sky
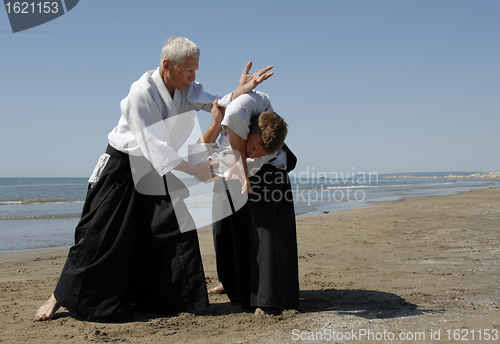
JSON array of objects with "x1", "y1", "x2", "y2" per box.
[{"x1": 1, "y1": 0, "x2": 499, "y2": 177}]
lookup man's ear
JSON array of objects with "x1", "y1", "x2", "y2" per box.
[{"x1": 162, "y1": 59, "x2": 170, "y2": 70}]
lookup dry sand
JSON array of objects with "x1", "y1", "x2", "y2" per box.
[{"x1": 1, "y1": 187, "x2": 499, "y2": 343}]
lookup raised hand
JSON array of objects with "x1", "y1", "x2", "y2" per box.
[{"x1": 232, "y1": 61, "x2": 274, "y2": 100}]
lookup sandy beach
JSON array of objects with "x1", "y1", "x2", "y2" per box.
[{"x1": 1, "y1": 186, "x2": 499, "y2": 343}]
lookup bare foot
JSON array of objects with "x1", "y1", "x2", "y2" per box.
[
  {"x1": 254, "y1": 307, "x2": 267, "y2": 316},
  {"x1": 207, "y1": 283, "x2": 225, "y2": 294},
  {"x1": 254, "y1": 307, "x2": 278, "y2": 316},
  {"x1": 35, "y1": 294, "x2": 60, "y2": 321}
]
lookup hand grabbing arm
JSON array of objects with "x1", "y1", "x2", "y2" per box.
[
  {"x1": 174, "y1": 160, "x2": 218, "y2": 183},
  {"x1": 199, "y1": 98, "x2": 225, "y2": 144}
]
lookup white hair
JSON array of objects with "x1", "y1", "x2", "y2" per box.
[{"x1": 160, "y1": 36, "x2": 200, "y2": 67}]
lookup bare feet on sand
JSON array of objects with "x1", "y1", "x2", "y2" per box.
[
  {"x1": 35, "y1": 294, "x2": 60, "y2": 321},
  {"x1": 207, "y1": 283, "x2": 225, "y2": 294}
]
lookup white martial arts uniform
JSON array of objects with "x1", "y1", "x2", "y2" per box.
[
  {"x1": 53, "y1": 68, "x2": 236, "y2": 321},
  {"x1": 187, "y1": 90, "x2": 287, "y2": 179},
  {"x1": 187, "y1": 90, "x2": 288, "y2": 224},
  {"x1": 90, "y1": 67, "x2": 232, "y2": 185},
  {"x1": 192, "y1": 91, "x2": 300, "y2": 311}
]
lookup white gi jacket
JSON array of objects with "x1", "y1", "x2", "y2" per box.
[
  {"x1": 187, "y1": 90, "x2": 288, "y2": 179},
  {"x1": 89, "y1": 68, "x2": 232, "y2": 185},
  {"x1": 187, "y1": 90, "x2": 289, "y2": 223}
]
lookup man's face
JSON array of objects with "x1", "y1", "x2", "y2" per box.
[
  {"x1": 164, "y1": 56, "x2": 198, "y2": 93},
  {"x1": 246, "y1": 133, "x2": 271, "y2": 159}
]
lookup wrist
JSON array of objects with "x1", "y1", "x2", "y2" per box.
[
  {"x1": 209, "y1": 122, "x2": 222, "y2": 132},
  {"x1": 232, "y1": 88, "x2": 243, "y2": 101},
  {"x1": 174, "y1": 160, "x2": 195, "y2": 176}
]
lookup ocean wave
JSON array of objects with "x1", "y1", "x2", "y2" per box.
[
  {"x1": 322, "y1": 184, "x2": 412, "y2": 190},
  {"x1": 0, "y1": 214, "x2": 82, "y2": 220},
  {"x1": 0, "y1": 182, "x2": 85, "y2": 188},
  {"x1": 0, "y1": 200, "x2": 84, "y2": 205},
  {"x1": 311, "y1": 182, "x2": 459, "y2": 190},
  {"x1": 0, "y1": 201, "x2": 22, "y2": 205}
]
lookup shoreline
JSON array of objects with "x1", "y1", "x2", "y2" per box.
[
  {"x1": 382, "y1": 172, "x2": 500, "y2": 179},
  {"x1": 4, "y1": 183, "x2": 498, "y2": 256},
  {"x1": 1, "y1": 187, "x2": 499, "y2": 343},
  {"x1": 2, "y1": 177, "x2": 500, "y2": 255},
  {"x1": 4, "y1": 184, "x2": 498, "y2": 254}
]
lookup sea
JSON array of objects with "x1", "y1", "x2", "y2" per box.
[{"x1": 1, "y1": 174, "x2": 499, "y2": 253}]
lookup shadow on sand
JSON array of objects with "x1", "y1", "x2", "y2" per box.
[{"x1": 299, "y1": 289, "x2": 428, "y2": 319}]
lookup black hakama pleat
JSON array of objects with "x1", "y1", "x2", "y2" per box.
[
  {"x1": 212, "y1": 152, "x2": 299, "y2": 311},
  {"x1": 212, "y1": 192, "x2": 253, "y2": 308},
  {"x1": 54, "y1": 145, "x2": 208, "y2": 321}
]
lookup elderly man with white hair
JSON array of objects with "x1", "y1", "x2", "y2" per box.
[{"x1": 35, "y1": 36, "x2": 273, "y2": 321}]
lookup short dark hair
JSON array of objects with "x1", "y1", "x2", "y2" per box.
[{"x1": 249, "y1": 111, "x2": 288, "y2": 153}]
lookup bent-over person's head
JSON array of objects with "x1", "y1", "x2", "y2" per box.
[
  {"x1": 160, "y1": 36, "x2": 200, "y2": 94},
  {"x1": 247, "y1": 111, "x2": 288, "y2": 159}
]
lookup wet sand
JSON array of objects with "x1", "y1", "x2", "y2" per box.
[{"x1": 1, "y1": 187, "x2": 499, "y2": 343}]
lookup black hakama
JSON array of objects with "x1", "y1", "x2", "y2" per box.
[
  {"x1": 54, "y1": 145, "x2": 208, "y2": 321},
  {"x1": 212, "y1": 146, "x2": 299, "y2": 311}
]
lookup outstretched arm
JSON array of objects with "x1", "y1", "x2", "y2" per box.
[
  {"x1": 175, "y1": 159, "x2": 217, "y2": 183},
  {"x1": 231, "y1": 61, "x2": 273, "y2": 101}
]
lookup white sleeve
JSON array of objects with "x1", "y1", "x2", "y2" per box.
[
  {"x1": 186, "y1": 82, "x2": 233, "y2": 112},
  {"x1": 220, "y1": 91, "x2": 273, "y2": 140},
  {"x1": 121, "y1": 84, "x2": 185, "y2": 176},
  {"x1": 221, "y1": 94, "x2": 253, "y2": 140},
  {"x1": 217, "y1": 93, "x2": 233, "y2": 108}
]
